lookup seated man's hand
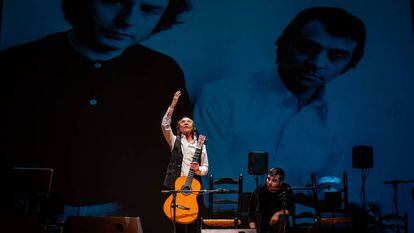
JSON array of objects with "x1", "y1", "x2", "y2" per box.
[
  {"x1": 269, "y1": 212, "x2": 281, "y2": 225},
  {"x1": 249, "y1": 222, "x2": 256, "y2": 229}
]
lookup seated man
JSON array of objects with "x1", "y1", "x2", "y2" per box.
[{"x1": 248, "y1": 168, "x2": 294, "y2": 233}]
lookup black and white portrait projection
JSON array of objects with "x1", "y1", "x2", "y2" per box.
[
  {"x1": 0, "y1": 0, "x2": 3, "y2": 41},
  {"x1": 1, "y1": 0, "x2": 413, "y2": 233}
]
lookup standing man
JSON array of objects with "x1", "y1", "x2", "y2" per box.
[
  {"x1": 161, "y1": 91, "x2": 209, "y2": 233},
  {"x1": 194, "y1": 7, "x2": 366, "y2": 189},
  {"x1": 248, "y1": 168, "x2": 294, "y2": 233},
  {"x1": 1, "y1": 0, "x2": 192, "y2": 232}
]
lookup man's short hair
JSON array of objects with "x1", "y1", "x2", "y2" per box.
[
  {"x1": 268, "y1": 167, "x2": 285, "y2": 181},
  {"x1": 276, "y1": 7, "x2": 366, "y2": 73},
  {"x1": 61, "y1": 0, "x2": 191, "y2": 34}
]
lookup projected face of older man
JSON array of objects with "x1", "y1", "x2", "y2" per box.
[{"x1": 281, "y1": 20, "x2": 357, "y2": 92}]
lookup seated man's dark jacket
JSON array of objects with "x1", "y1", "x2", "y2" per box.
[{"x1": 248, "y1": 183, "x2": 295, "y2": 233}]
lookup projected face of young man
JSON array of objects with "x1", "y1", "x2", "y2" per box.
[
  {"x1": 79, "y1": 0, "x2": 169, "y2": 53},
  {"x1": 281, "y1": 20, "x2": 357, "y2": 92}
]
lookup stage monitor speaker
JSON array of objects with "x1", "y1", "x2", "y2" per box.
[
  {"x1": 248, "y1": 151, "x2": 268, "y2": 175},
  {"x1": 68, "y1": 216, "x2": 144, "y2": 233},
  {"x1": 202, "y1": 229, "x2": 257, "y2": 233},
  {"x1": 352, "y1": 145, "x2": 373, "y2": 169}
]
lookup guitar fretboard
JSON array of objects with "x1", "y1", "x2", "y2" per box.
[{"x1": 184, "y1": 140, "x2": 204, "y2": 188}]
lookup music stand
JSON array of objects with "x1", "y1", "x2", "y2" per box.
[
  {"x1": 11, "y1": 167, "x2": 54, "y2": 194},
  {"x1": 9, "y1": 167, "x2": 63, "y2": 222}
]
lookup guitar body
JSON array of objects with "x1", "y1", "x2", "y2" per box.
[{"x1": 163, "y1": 176, "x2": 201, "y2": 224}]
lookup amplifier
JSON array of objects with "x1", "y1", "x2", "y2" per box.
[{"x1": 202, "y1": 229, "x2": 256, "y2": 233}]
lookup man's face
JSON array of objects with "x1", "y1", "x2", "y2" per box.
[
  {"x1": 267, "y1": 174, "x2": 283, "y2": 191},
  {"x1": 85, "y1": 0, "x2": 169, "y2": 52},
  {"x1": 179, "y1": 117, "x2": 194, "y2": 135},
  {"x1": 281, "y1": 20, "x2": 357, "y2": 90}
]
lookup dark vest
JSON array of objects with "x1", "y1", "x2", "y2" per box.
[{"x1": 163, "y1": 136, "x2": 201, "y2": 189}]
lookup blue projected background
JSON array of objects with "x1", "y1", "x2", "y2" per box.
[{"x1": 1, "y1": 0, "x2": 414, "y2": 230}]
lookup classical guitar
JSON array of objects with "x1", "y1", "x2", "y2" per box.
[{"x1": 163, "y1": 135, "x2": 206, "y2": 224}]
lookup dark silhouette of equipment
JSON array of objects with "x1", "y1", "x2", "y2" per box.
[
  {"x1": 248, "y1": 151, "x2": 268, "y2": 175},
  {"x1": 352, "y1": 145, "x2": 373, "y2": 169},
  {"x1": 352, "y1": 145, "x2": 373, "y2": 212},
  {"x1": 382, "y1": 180, "x2": 414, "y2": 233},
  {"x1": 248, "y1": 151, "x2": 268, "y2": 189},
  {"x1": 378, "y1": 212, "x2": 408, "y2": 233},
  {"x1": 1, "y1": 167, "x2": 64, "y2": 233},
  {"x1": 311, "y1": 172, "x2": 352, "y2": 229}
]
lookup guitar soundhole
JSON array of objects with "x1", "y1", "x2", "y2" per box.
[{"x1": 181, "y1": 185, "x2": 191, "y2": 196}]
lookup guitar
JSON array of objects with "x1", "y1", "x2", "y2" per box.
[{"x1": 163, "y1": 135, "x2": 206, "y2": 224}]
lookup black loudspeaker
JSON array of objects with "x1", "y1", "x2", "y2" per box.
[
  {"x1": 248, "y1": 151, "x2": 268, "y2": 175},
  {"x1": 352, "y1": 145, "x2": 373, "y2": 169}
]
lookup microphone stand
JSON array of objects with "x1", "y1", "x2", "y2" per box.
[
  {"x1": 278, "y1": 190, "x2": 288, "y2": 233},
  {"x1": 172, "y1": 190, "x2": 177, "y2": 233},
  {"x1": 392, "y1": 183, "x2": 400, "y2": 233},
  {"x1": 383, "y1": 180, "x2": 414, "y2": 233},
  {"x1": 161, "y1": 189, "x2": 230, "y2": 233}
]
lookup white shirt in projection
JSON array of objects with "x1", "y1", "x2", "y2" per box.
[{"x1": 194, "y1": 68, "x2": 349, "y2": 192}]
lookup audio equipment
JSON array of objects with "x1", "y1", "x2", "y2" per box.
[
  {"x1": 248, "y1": 151, "x2": 268, "y2": 175},
  {"x1": 352, "y1": 145, "x2": 373, "y2": 169}
]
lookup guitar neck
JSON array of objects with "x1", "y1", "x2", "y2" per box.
[{"x1": 184, "y1": 136, "x2": 205, "y2": 186}]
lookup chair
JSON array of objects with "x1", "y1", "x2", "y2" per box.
[
  {"x1": 378, "y1": 212, "x2": 408, "y2": 233},
  {"x1": 290, "y1": 211, "x2": 320, "y2": 233},
  {"x1": 202, "y1": 174, "x2": 243, "y2": 228},
  {"x1": 67, "y1": 216, "x2": 144, "y2": 233},
  {"x1": 311, "y1": 172, "x2": 352, "y2": 229},
  {"x1": 291, "y1": 185, "x2": 320, "y2": 233}
]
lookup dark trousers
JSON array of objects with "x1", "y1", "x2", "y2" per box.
[{"x1": 260, "y1": 217, "x2": 288, "y2": 233}]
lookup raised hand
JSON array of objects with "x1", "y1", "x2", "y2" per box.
[{"x1": 170, "y1": 90, "x2": 181, "y2": 108}]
